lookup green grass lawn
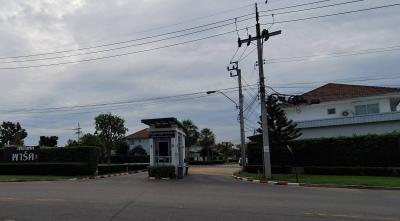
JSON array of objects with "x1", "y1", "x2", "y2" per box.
[
  {"x1": 234, "y1": 172, "x2": 400, "y2": 187},
  {"x1": 0, "y1": 175, "x2": 78, "y2": 182}
]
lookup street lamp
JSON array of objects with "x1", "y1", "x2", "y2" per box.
[{"x1": 206, "y1": 90, "x2": 239, "y2": 109}]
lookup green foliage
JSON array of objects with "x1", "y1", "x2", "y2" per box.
[
  {"x1": 198, "y1": 128, "x2": 215, "y2": 160},
  {"x1": 0, "y1": 121, "x2": 28, "y2": 146},
  {"x1": 80, "y1": 133, "x2": 103, "y2": 147},
  {"x1": 257, "y1": 96, "x2": 302, "y2": 144},
  {"x1": 247, "y1": 132, "x2": 400, "y2": 167},
  {"x1": 304, "y1": 167, "x2": 400, "y2": 177},
  {"x1": 182, "y1": 119, "x2": 199, "y2": 147},
  {"x1": 39, "y1": 136, "x2": 58, "y2": 147},
  {"x1": 148, "y1": 165, "x2": 175, "y2": 178},
  {"x1": 97, "y1": 163, "x2": 148, "y2": 175},
  {"x1": 95, "y1": 113, "x2": 128, "y2": 163},
  {"x1": 214, "y1": 142, "x2": 234, "y2": 162},
  {"x1": 115, "y1": 138, "x2": 129, "y2": 155},
  {"x1": 0, "y1": 146, "x2": 99, "y2": 175}
]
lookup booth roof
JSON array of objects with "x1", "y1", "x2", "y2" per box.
[{"x1": 141, "y1": 117, "x2": 186, "y2": 131}]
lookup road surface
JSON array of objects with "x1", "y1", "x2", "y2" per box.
[{"x1": 0, "y1": 170, "x2": 399, "y2": 221}]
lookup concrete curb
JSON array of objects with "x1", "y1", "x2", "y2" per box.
[
  {"x1": 68, "y1": 170, "x2": 147, "y2": 181},
  {"x1": 232, "y1": 175, "x2": 400, "y2": 190}
]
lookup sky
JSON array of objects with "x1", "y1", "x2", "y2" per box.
[{"x1": 0, "y1": 0, "x2": 399, "y2": 146}]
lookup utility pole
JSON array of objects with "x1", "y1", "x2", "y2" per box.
[
  {"x1": 73, "y1": 123, "x2": 82, "y2": 146},
  {"x1": 238, "y1": 3, "x2": 281, "y2": 179},
  {"x1": 227, "y1": 61, "x2": 246, "y2": 172}
]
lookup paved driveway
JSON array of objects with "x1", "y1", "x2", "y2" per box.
[
  {"x1": 0, "y1": 172, "x2": 399, "y2": 221},
  {"x1": 189, "y1": 164, "x2": 240, "y2": 176}
]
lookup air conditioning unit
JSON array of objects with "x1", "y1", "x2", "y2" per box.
[{"x1": 342, "y1": 111, "x2": 350, "y2": 116}]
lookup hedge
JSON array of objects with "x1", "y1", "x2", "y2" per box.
[
  {"x1": 148, "y1": 165, "x2": 175, "y2": 178},
  {"x1": 97, "y1": 163, "x2": 149, "y2": 175},
  {"x1": 110, "y1": 155, "x2": 149, "y2": 164},
  {"x1": 245, "y1": 165, "x2": 400, "y2": 177},
  {"x1": 245, "y1": 165, "x2": 293, "y2": 174},
  {"x1": 247, "y1": 132, "x2": 400, "y2": 167},
  {"x1": 189, "y1": 160, "x2": 225, "y2": 165},
  {"x1": 0, "y1": 146, "x2": 99, "y2": 176},
  {"x1": 304, "y1": 167, "x2": 400, "y2": 177}
]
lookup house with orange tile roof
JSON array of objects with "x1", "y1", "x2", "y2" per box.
[{"x1": 282, "y1": 83, "x2": 400, "y2": 139}]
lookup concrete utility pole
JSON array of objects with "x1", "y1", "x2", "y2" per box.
[
  {"x1": 227, "y1": 61, "x2": 246, "y2": 172},
  {"x1": 238, "y1": 3, "x2": 281, "y2": 179}
]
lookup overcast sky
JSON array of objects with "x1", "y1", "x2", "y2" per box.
[{"x1": 0, "y1": 0, "x2": 399, "y2": 146}]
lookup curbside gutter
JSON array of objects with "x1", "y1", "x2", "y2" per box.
[
  {"x1": 232, "y1": 175, "x2": 400, "y2": 190},
  {"x1": 69, "y1": 169, "x2": 147, "y2": 181}
]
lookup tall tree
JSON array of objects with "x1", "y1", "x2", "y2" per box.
[
  {"x1": 0, "y1": 121, "x2": 28, "y2": 147},
  {"x1": 215, "y1": 142, "x2": 234, "y2": 162},
  {"x1": 257, "y1": 95, "x2": 302, "y2": 145},
  {"x1": 95, "y1": 113, "x2": 128, "y2": 163},
  {"x1": 80, "y1": 133, "x2": 103, "y2": 147},
  {"x1": 182, "y1": 120, "x2": 199, "y2": 147},
  {"x1": 198, "y1": 128, "x2": 215, "y2": 161},
  {"x1": 39, "y1": 136, "x2": 58, "y2": 147}
]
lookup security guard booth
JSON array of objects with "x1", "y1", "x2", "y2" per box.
[{"x1": 141, "y1": 117, "x2": 187, "y2": 178}]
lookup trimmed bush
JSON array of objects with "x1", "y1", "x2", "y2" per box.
[
  {"x1": 148, "y1": 165, "x2": 175, "y2": 178},
  {"x1": 110, "y1": 155, "x2": 149, "y2": 164},
  {"x1": 188, "y1": 160, "x2": 225, "y2": 165},
  {"x1": 245, "y1": 165, "x2": 293, "y2": 174},
  {"x1": 247, "y1": 132, "x2": 400, "y2": 167},
  {"x1": 0, "y1": 146, "x2": 99, "y2": 176},
  {"x1": 97, "y1": 163, "x2": 149, "y2": 175},
  {"x1": 0, "y1": 162, "x2": 92, "y2": 176},
  {"x1": 304, "y1": 167, "x2": 400, "y2": 177}
]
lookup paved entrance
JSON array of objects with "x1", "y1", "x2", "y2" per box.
[
  {"x1": 0, "y1": 172, "x2": 400, "y2": 220},
  {"x1": 189, "y1": 164, "x2": 240, "y2": 176}
]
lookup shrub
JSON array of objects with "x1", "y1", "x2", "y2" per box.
[
  {"x1": 97, "y1": 163, "x2": 148, "y2": 175},
  {"x1": 0, "y1": 146, "x2": 99, "y2": 175},
  {"x1": 110, "y1": 155, "x2": 149, "y2": 163},
  {"x1": 245, "y1": 165, "x2": 293, "y2": 174},
  {"x1": 0, "y1": 162, "x2": 93, "y2": 176},
  {"x1": 304, "y1": 166, "x2": 400, "y2": 177},
  {"x1": 247, "y1": 132, "x2": 400, "y2": 167},
  {"x1": 148, "y1": 165, "x2": 175, "y2": 178}
]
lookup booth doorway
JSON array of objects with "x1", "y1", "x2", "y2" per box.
[{"x1": 155, "y1": 139, "x2": 171, "y2": 164}]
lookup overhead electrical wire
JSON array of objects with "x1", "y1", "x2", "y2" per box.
[
  {"x1": 266, "y1": 44, "x2": 400, "y2": 64},
  {"x1": 0, "y1": 84, "x2": 258, "y2": 115},
  {"x1": 0, "y1": 27, "x2": 254, "y2": 70},
  {"x1": 261, "y1": 3, "x2": 400, "y2": 25}
]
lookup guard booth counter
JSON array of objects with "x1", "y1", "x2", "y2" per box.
[{"x1": 141, "y1": 117, "x2": 187, "y2": 178}]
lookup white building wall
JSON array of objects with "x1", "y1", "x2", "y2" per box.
[
  {"x1": 284, "y1": 96, "x2": 394, "y2": 122},
  {"x1": 299, "y1": 121, "x2": 400, "y2": 139}
]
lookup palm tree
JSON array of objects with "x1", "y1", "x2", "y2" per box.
[{"x1": 198, "y1": 128, "x2": 215, "y2": 161}]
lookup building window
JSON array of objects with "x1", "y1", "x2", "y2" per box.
[
  {"x1": 327, "y1": 108, "x2": 336, "y2": 115},
  {"x1": 355, "y1": 103, "x2": 380, "y2": 115}
]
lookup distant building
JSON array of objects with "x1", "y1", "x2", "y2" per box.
[
  {"x1": 126, "y1": 128, "x2": 150, "y2": 155},
  {"x1": 282, "y1": 83, "x2": 400, "y2": 139}
]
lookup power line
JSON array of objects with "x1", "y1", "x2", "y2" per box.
[
  {"x1": 260, "y1": 0, "x2": 366, "y2": 17},
  {"x1": 1, "y1": 17, "x2": 257, "y2": 64},
  {"x1": 0, "y1": 27, "x2": 254, "y2": 70},
  {"x1": 0, "y1": 13, "x2": 254, "y2": 61},
  {"x1": 0, "y1": 84, "x2": 258, "y2": 115},
  {"x1": 266, "y1": 44, "x2": 400, "y2": 64},
  {"x1": 261, "y1": 3, "x2": 400, "y2": 25}
]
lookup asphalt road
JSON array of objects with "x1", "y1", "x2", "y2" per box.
[{"x1": 0, "y1": 170, "x2": 399, "y2": 221}]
